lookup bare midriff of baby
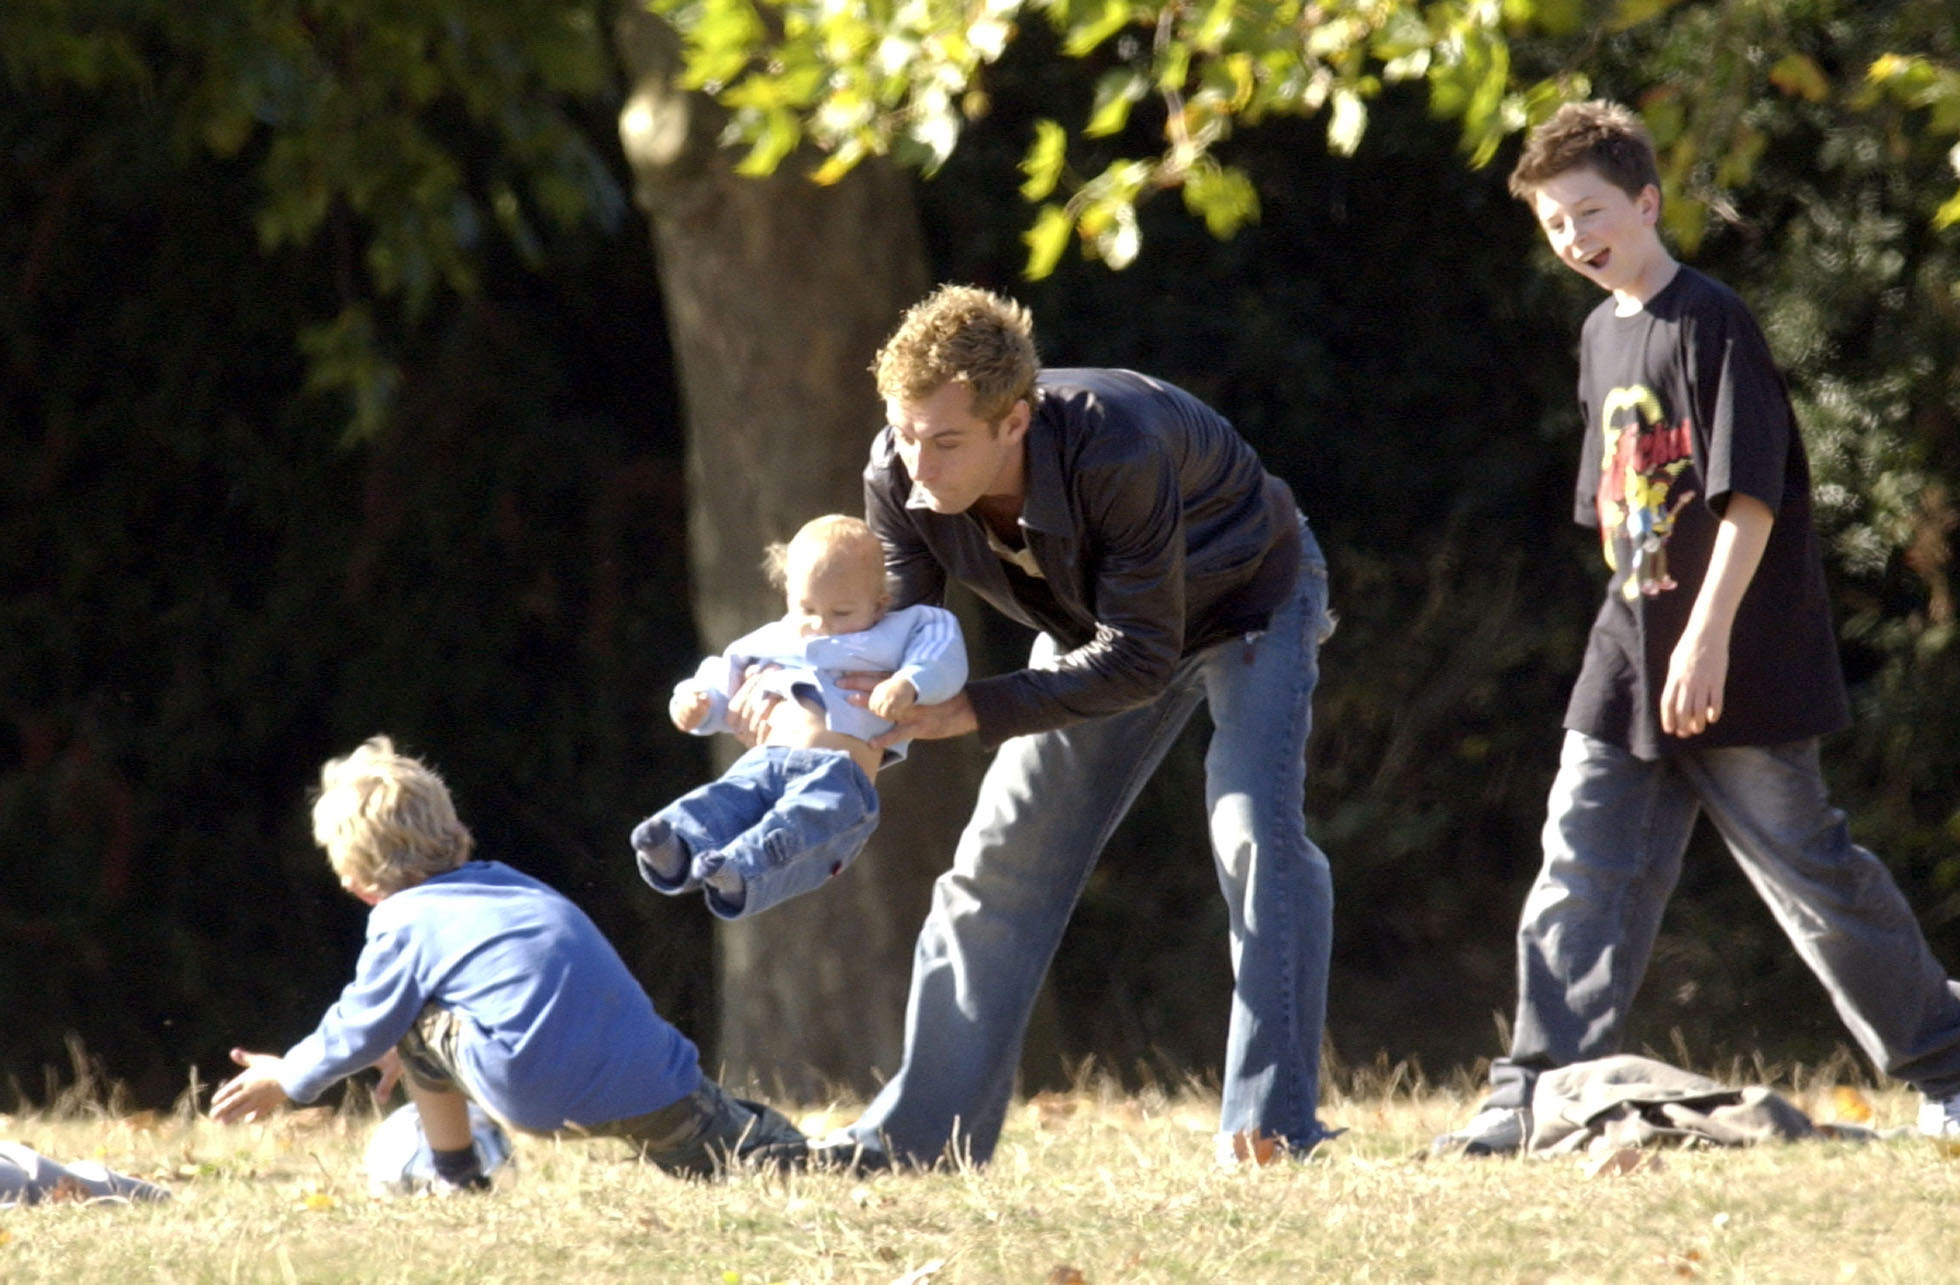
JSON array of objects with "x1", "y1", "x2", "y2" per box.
[{"x1": 759, "y1": 691, "x2": 884, "y2": 780}]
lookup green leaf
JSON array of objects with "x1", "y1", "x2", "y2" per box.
[
  {"x1": 1022, "y1": 202, "x2": 1074, "y2": 280},
  {"x1": 1085, "y1": 69, "x2": 1146, "y2": 138},
  {"x1": 1768, "y1": 53, "x2": 1830, "y2": 104},
  {"x1": 1020, "y1": 119, "x2": 1069, "y2": 201},
  {"x1": 735, "y1": 110, "x2": 802, "y2": 176},
  {"x1": 1607, "y1": 0, "x2": 1686, "y2": 34},
  {"x1": 1182, "y1": 164, "x2": 1260, "y2": 238},
  {"x1": 1934, "y1": 187, "x2": 1960, "y2": 232},
  {"x1": 1060, "y1": 0, "x2": 1135, "y2": 57}
]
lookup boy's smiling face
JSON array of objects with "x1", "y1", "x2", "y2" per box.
[{"x1": 1529, "y1": 166, "x2": 1672, "y2": 306}]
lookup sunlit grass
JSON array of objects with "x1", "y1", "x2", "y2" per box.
[{"x1": 3, "y1": 1050, "x2": 1956, "y2": 1283}]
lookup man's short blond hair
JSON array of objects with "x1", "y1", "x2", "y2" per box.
[
  {"x1": 1509, "y1": 99, "x2": 1661, "y2": 206},
  {"x1": 872, "y1": 284, "x2": 1039, "y2": 423},
  {"x1": 762, "y1": 514, "x2": 888, "y2": 594},
  {"x1": 312, "y1": 736, "x2": 473, "y2": 896}
]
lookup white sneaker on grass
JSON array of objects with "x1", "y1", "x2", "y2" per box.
[
  {"x1": 1917, "y1": 1094, "x2": 1960, "y2": 1138},
  {"x1": 1431, "y1": 1105, "x2": 1531, "y2": 1157}
]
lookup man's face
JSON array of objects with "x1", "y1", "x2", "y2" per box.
[
  {"x1": 885, "y1": 381, "x2": 1029, "y2": 515},
  {"x1": 1529, "y1": 166, "x2": 1663, "y2": 299}
]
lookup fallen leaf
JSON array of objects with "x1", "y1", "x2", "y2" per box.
[
  {"x1": 45, "y1": 1177, "x2": 90, "y2": 1205},
  {"x1": 890, "y1": 1258, "x2": 945, "y2": 1284},
  {"x1": 1047, "y1": 1268, "x2": 1089, "y2": 1284},
  {"x1": 1828, "y1": 1086, "x2": 1874, "y2": 1124},
  {"x1": 1585, "y1": 1147, "x2": 1663, "y2": 1178},
  {"x1": 296, "y1": 1189, "x2": 336, "y2": 1211},
  {"x1": 1027, "y1": 1092, "x2": 1079, "y2": 1128},
  {"x1": 0, "y1": 1228, "x2": 12, "y2": 1245}
]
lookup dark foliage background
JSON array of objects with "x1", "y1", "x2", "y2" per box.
[{"x1": 4, "y1": 3, "x2": 1959, "y2": 1107}]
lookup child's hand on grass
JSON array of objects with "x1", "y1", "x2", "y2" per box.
[{"x1": 209, "y1": 1048, "x2": 293, "y2": 1124}]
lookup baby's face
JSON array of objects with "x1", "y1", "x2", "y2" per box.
[{"x1": 785, "y1": 553, "x2": 887, "y2": 637}]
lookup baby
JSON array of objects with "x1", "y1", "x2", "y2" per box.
[{"x1": 633, "y1": 514, "x2": 966, "y2": 918}]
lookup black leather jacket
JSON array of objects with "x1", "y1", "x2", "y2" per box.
[{"x1": 864, "y1": 368, "x2": 1302, "y2": 748}]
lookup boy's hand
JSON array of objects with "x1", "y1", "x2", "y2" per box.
[
  {"x1": 209, "y1": 1048, "x2": 292, "y2": 1124},
  {"x1": 371, "y1": 1048, "x2": 404, "y2": 1104},
  {"x1": 669, "y1": 688, "x2": 712, "y2": 732},
  {"x1": 1661, "y1": 622, "x2": 1729, "y2": 738},
  {"x1": 1662, "y1": 494, "x2": 1770, "y2": 739},
  {"x1": 866, "y1": 675, "x2": 919, "y2": 721}
]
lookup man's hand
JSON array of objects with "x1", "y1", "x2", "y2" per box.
[
  {"x1": 869, "y1": 690, "x2": 979, "y2": 751},
  {"x1": 1661, "y1": 622, "x2": 1729, "y2": 738},
  {"x1": 209, "y1": 1048, "x2": 292, "y2": 1124},
  {"x1": 669, "y1": 688, "x2": 712, "y2": 733},
  {"x1": 835, "y1": 671, "x2": 978, "y2": 747},
  {"x1": 866, "y1": 674, "x2": 919, "y2": 721}
]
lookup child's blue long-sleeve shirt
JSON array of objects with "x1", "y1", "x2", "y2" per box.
[
  {"x1": 676, "y1": 603, "x2": 966, "y2": 762},
  {"x1": 277, "y1": 860, "x2": 700, "y2": 1133}
]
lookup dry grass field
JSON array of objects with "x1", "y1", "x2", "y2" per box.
[{"x1": 4, "y1": 1055, "x2": 1958, "y2": 1283}]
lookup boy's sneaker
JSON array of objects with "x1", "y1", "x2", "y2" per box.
[
  {"x1": 802, "y1": 1130, "x2": 894, "y2": 1175},
  {"x1": 1430, "y1": 1106, "x2": 1531, "y2": 1157},
  {"x1": 1917, "y1": 1093, "x2": 1960, "y2": 1138},
  {"x1": 426, "y1": 1172, "x2": 493, "y2": 1197}
]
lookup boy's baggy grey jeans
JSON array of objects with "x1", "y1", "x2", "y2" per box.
[{"x1": 1487, "y1": 729, "x2": 1960, "y2": 1109}]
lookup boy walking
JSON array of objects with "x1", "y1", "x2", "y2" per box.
[
  {"x1": 1437, "y1": 100, "x2": 1960, "y2": 1154},
  {"x1": 210, "y1": 736, "x2": 805, "y2": 1184}
]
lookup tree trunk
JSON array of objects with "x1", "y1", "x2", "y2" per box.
[{"x1": 613, "y1": 11, "x2": 985, "y2": 1100}]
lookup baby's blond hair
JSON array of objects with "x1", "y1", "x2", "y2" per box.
[
  {"x1": 872, "y1": 284, "x2": 1039, "y2": 423},
  {"x1": 312, "y1": 736, "x2": 473, "y2": 897},
  {"x1": 762, "y1": 514, "x2": 889, "y2": 594}
]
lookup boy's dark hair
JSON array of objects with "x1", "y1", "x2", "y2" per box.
[{"x1": 1508, "y1": 100, "x2": 1661, "y2": 205}]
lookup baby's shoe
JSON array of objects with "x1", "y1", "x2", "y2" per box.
[
  {"x1": 632, "y1": 815, "x2": 698, "y2": 894},
  {"x1": 692, "y1": 850, "x2": 748, "y2": 918}
]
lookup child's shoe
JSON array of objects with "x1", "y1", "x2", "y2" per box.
[
  {"x1": 1430, "y1": 1105, "x2": 1531, "y2": 1157},
  {"x1": 632, "y1": 815, "x2": 698, "y2": 893},
  {"x1": 1917, "y1": 1093, "x2": 1960, "y2": 1138},
  {"x1": 693, "y1": 851, "x2": 748, "y2": 918}
]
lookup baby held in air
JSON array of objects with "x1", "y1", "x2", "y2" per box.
[{"x1": 631, "y1": 514, "x2": 966, "y2": 918}]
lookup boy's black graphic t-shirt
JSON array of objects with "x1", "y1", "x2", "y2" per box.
[{"x1": 1564, "y1": 266, "x2": 1849, "y2": 759}]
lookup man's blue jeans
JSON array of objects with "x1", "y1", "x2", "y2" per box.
[
  {"x1": 637, "y1": 746, "x2": 879, "y2": 920},
  {"x1": 1488, "y1": 730, "x2": 1960, "y2": 1109},
  {"x1": 850, "y1": 523, "x2": 1336, "y2": 1165}
]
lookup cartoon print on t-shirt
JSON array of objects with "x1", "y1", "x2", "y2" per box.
[{"x1": 1596, "y1": 385, "x2": 1695, "y2": 601}]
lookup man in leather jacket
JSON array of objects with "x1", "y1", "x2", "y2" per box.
[{"x1": 830, "y1": 284, "x2": 1337, "y2": 1168}]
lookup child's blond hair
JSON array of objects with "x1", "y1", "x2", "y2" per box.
[
  {"x1": 762, "y1": 514, "x2": 890, "y2": 595},
  {"x1": 1508, "y1": 99, "x2": 1661, "y2": 206},
  {"x1": 312, "y1": 736, "x2": 473, "y2": 896},
  {"x1": 872, "y1": 284, "x2": 1039, "y2": 423}
]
